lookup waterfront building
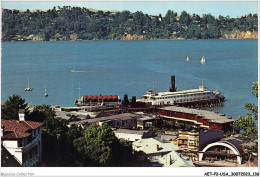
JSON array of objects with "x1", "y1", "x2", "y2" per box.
[
  {"x1": 113, "y1": 129, "x2": 152, "y2": 142},
  {"x1": 158, "y1": 106, "x2": 234, "y2": 132},
  {"x1": 75, "y1": 95, "x2": 121, "y2": 106},
  {"x1": 63, "y1": 113, "x2": 141, "y2": 129},
  {"x1": 136, "y1": 116, "x2": 155, "y2": 129},
  {"x1": 178, "y1": 129, "x2": 224, "y2": 161},
  {"x1": 132, "y1": 138, "x2": 194, "y2": 167},
  {"x1": 159, "y1": 135, "x2": 179, "y2": 146},
  {"x1": 1, "y1": 110, "x2": 43, "y2": 167},
  {"x1": 197, "y1": 137, "x2": 246, "y2": 167}
]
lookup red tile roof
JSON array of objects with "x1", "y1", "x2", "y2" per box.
[
  {"x1": 82, "y1": 95, "x2": 119, "y2": 100},
  {"x1": 1, "y1": 119, "x2": 43, "y2": 139},
  {"x1": 2, "y1": 130, "x2": 31, "y2": 139}
]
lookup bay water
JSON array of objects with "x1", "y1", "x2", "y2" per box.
[{"x1": 1, "y1": 39, "x2": 258, "y2": 119}]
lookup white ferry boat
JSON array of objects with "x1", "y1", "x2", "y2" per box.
[{"x1": 137, "y1": 84, "x2": 223, "y2": 106}]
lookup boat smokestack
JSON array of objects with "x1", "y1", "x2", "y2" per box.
[{"x1": 169, "y1": 76, "x2": 176, "y2": 92}]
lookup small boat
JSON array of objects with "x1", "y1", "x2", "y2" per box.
[
  {"x1": 24, "y1": 78, "x2": 33, "y2": 91},
  {"x1": 44, "y1": 84, "x2": 48, "y2": 97},
  {"x1": 71, "y1": 69, "x2": 76, "y2": 72},
  {"x1": 186, "y1": 56, "x2": 190, "y2": 61},
  {"x1": 200, "y1": 56, "x2": 206, "y2": 64}
]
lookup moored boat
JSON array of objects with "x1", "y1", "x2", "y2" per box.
[
  {"x1": 44, "y1": 84, "x2": 48, "y2": 97},
  {"x1": 24, "y1": 78, "x2": 33, "y2": 91},
  {"x1": 200, "y1": 56, "x2": 206, "y2": 64},
  {"x1": 137, "y1": 76, "x2": 224, "y2": 106}
]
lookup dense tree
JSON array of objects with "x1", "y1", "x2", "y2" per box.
[
  {"x1": 1, "y1": 7, "x2": 258, "y2": 41},
  {"x1": 27, "y1": 104, "x2": 55, "y2": 122},
  {"x1": 1, "y1": 94, "x2": 28, "y2": 120},
  {"x1": 41, "y1": 114, "x2": 82, "y2": 166},
  {"x1": 179, "y1": 11, "x2": 192, "y2": 26},
  {"x1": 73, "y1": 124, "x2": 133, "y2": 166},
  {"x1": 232, "y1": 81, "x2": 258, "y2": 141}
]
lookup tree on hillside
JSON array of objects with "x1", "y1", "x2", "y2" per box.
[
  {"x1": 179, "y1": 11, "x2": 191, "y2": 26},
  {"x1": 73, "y1": 124, "x2": 133, "y2": 166},
  {"x1": 1, "y1": 94, "x2": 28, "y2": 120},
  {"x1": 232, "y1": 81, "x2": 258, "y2": 141},
  {"x1": 27, "y1": 104, "x2": 55, "y2": 122}
]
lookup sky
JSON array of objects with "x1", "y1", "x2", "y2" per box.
[{"x1": 1, "y1": 1, "x2": 258, "y2": 18}]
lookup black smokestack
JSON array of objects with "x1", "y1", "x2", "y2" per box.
[{"x1": 169, "y1": 76, "x2": 176, "y2": 92}]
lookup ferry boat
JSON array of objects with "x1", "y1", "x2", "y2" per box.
[
  {"x1": 137, "y1": 85, "x2": 222, "y2": 106},
  {"x1": 137, "y1": 76, "x2": 224, "y2": 106}
]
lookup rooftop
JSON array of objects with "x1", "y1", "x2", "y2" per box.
[
  {"x1": 133, "y1": 138, "x2": 193, "y2": 167},
  {"x1": 1, "y1": 119, "x2": 43, "y2": 139},
  {"x1": 86, "y1": 113, "x2": 140, "y2": 124},
  {"x1": 114, "y1": 129, "x2": 151, "y2": 135},
  {"x1": 67, "y1": 113, "x2": 140, "y2": 126},
  {"x1": 136, "y1": 116, "x2": 155, "y2": 121},
  {"x1": 133, "y1": 138, "x2": 181, "y2": 154},
  {"x1": 160, "y1": 106, "x2": 234, "y2": 124}
]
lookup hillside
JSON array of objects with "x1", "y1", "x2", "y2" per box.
[{"x1": 2, "y1": 6, "x2": 258, "y2": 41}]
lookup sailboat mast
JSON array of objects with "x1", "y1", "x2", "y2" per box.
[
  {"x1": 28, "y1": 78, "x2": 30, "y2": 88},
  {"x1": 77, "y1": 83, "x2": 81, "y2": 100}
]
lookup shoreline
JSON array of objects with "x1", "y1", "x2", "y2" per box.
[{"x1": 2, "y1": 38, "x2": 258, "y2": 43}]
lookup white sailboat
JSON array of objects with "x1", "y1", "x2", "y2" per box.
[
  {"x1": 186, "y1": 56, "x2": 190, "y2": 61},
  {"x1": 44, "y1": 84, "x2": 48, "y2": 97},
  {"x1": 24, "y1": 78, "x2": 33, "y2": 91},
  {"x1": 200, "y1": 56, "x2": 206, "y2": 64}
]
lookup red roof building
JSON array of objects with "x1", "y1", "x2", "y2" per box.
[
  {"x1": 1, "y1": 110, "x2": 43, "y2": 167},
  {"x1": 1, "y1": 120, "x2": 43, "y2": 139}
]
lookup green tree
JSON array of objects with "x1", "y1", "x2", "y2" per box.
[
  {"x1": 74, "y1": 124, "x2": 133, "y2": 166},
  {"x1": 27, "y1": 104, "x2": 55, "y2": 122},
  {"x1": 1, "y1": 6, "x2": 258, "y2": 41},
  {"x1": 232, "y1": 81, "x2": 258, "y2": 141},
  {"x1": 1, "y1": 94, "x2": 28, "y2": 120},
  {"x1": 179, "y1": 11, "x2": 191, "y2": 26}
]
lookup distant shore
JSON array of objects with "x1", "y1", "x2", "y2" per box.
[{"x1": 3, "y1": 37, "x2": 258, "y2": 42}]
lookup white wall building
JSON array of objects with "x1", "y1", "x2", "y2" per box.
[
  {"x1": 114, "y1": 129, "x2": 152, "y2": 142},
  {"x1": 1, "y1": 110, "x2": 43, "y2": 167}
]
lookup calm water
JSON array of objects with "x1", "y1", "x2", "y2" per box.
[{"x1": 1, "y1": 39, "x2": 258, "y2": 119}]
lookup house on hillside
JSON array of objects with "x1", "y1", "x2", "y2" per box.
[
  {"x1": 132, "y1": 138, "x2": 194, "y2": 167},
  {"x1": 1, "y1": 109, "x2": 43, "y2": 167}
]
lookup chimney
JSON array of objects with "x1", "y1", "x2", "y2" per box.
[
  {"x1": 156, "y1": 144, "x2": 159, "y2": 151},
  {"x1": 169, "y1": 76, "x2": 176, "y2": 92},
  {"x1": 18, "y1": 109, "x2": 25, "y2": 121}
]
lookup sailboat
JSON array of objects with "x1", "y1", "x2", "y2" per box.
[
  {"x1": 186, "y1": 56, "x2": 190, "y2": 61},
  {"x1": 70, "y1": 45, "x2": 87, "y2": 73},
  {"x1": 24, "y1": 78, "x2": 33, "y2": 91},
  {"x1": 44, "y1": 84, "x2": 48, "y2": 97},
  {"x1": 200, "y1": 56, "x2": 206, "y2": 64},
  {"x1": 71, "y1": 45, "x2": 77, "y2": 72}
]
